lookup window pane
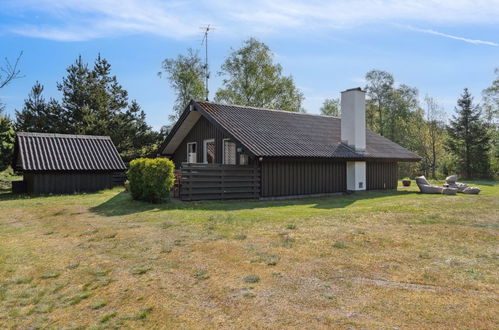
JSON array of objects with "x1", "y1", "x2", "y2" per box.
[
  {"x1": 224, "y1": 140, "x2": 236, "y2": 165},
  {"x1": 240, "y1": 154, "x2": 248, "y2": 165},
  {"x1": 206, "y1": 141, "x2": 215, "y2": 163},
  {"x1": 187, "y1": 143, "x2": 197, "y2": 163}
]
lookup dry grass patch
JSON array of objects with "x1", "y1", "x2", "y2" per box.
[{"x1": 0, "y1": 181, "x2": 497, "y2": 328}]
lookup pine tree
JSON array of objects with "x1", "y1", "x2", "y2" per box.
[
  {"x1": 116, "y1": 100, "x2": 160, "y2": 161},
  {"x1": 57, "y1": 56, "x2": 92, "y2": 132},
  {"x1": 446, "y1": 88, "x2": 491, "y2": 178},
  {"x1": 15, "y1": 82, "x2": 66, "y2": 133},
  {"x1": 15, "y1": 55, "x2": 161, "y2": 160},
  {"x1": 0, "y1": 108, "x2": 15, "y2": 170}
]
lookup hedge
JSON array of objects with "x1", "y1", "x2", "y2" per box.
[{"x1": 127, "y1": 158, "x2": 175, "y2": 203}]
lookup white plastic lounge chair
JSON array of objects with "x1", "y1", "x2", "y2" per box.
[{"x1": 415, "y1": 176, "x2": 443, "y2": 194}]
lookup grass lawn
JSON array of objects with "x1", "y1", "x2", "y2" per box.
[{"x1": 0, "y1": 181, "x2": 497, "y2": 328}]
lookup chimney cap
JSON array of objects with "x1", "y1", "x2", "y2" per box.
[{"x1": 341, "y1": 87, "x2": 365, "y2": 93}]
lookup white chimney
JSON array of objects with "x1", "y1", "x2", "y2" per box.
[
  {"x1": 341, "y1": 87, "x2": 366, "y2": 152},
  {"x1": 341, "y1": 87, "x2": 366, "y2": 191}
]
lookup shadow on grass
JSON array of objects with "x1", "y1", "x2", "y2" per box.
[
  {"x1": 0, "y1": 192, "x2": 26, "y2": 201},
  {"x1": 90, "y1": 190, "x2": 416, "y2": 217}
]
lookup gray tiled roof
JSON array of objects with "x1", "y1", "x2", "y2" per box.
[
  {"x1": 193, "y1": 102, "x2": 421, "y2": 161},
  {"x1": 14, "y1": 132, "x2": 127, "y2": 171}
]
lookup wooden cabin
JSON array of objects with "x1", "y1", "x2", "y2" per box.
[{"x1": 159, "y1": 88, "x2": 421, "y2": 200}]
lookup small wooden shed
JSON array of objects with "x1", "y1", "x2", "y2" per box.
[{"x1": 13, "y1": 132, "x2": 127, "y2": 194}]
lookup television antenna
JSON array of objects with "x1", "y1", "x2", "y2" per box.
[{"x1": 200, "y1": 25, "x2": 214, "y2": 101}]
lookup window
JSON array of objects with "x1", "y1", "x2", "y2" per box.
[
  {"x1": 223, "y1": 139, "x2": 236, "y2": 165},
  {"x1": 186, "y1": 142, "x2": 197, "y2": 163},
  {"x1": 239, "y1": 154, "x2": 248, "y2": 165},
  {"x1": 203, "y1": 139, "x2": 215, "y2": 163}
]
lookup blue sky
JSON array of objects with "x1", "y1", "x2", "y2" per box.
[{"x1": 1, "y1": 0, "x2": 498, "y2": 130}]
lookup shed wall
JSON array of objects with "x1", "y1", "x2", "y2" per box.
[
  {"x1": 24, "y1": 171, "x2": 125, "y2": 194},
  {"x1": 261, "y1": 160, "x2": 347, "y2": 197}
]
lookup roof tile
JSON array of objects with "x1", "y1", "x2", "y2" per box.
[
  {"x1": 14, "y1": 132, "x2": 127, "y2": 171},
  {"x1": 193, "y1": 101, "x2": 421, "y2": 161}
]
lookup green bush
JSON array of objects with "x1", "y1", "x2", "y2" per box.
[{"x1": 127, "y1": 158, "x2": 175, "y2": 203}]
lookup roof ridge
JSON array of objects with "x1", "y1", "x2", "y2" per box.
[
  {"x1": 17, "y1": 132, "x2": 111, "y2": 140},
  {"x1": 195, "y1": 100, "x2": 341, "y2": 119}
]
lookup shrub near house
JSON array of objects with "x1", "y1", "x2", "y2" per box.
[{"x1": 127, "y1": 158, "x2": 175, "y2": 203}]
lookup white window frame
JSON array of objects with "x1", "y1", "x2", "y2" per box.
[
  {"x1": 186, "y1": 142, "x2": 197, "y2": 163},
  {"x1": 222, "y1": 138, "x2": 237, "y2": 165},
  {"x1": 203, "y1": 139, "x2": 215, "y2": 164}
]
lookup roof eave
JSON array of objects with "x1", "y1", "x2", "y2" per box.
[{"x1": 157, "y1": 101, "x2": 196, "y2": 155}]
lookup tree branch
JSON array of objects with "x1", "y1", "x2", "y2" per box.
[{"x1": 0, "y1": 51, "x2": 24, "y2": 89}]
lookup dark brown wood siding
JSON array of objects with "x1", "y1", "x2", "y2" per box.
[
  {"x1": 179, "y1": 164, "x2": 260, "y2": 201},
  {"x1": 171, "y1": 116, "x2": 254, "y2": 168},
  {"x1": 261, "y1": 160, "x2": 346, "y2": 197},
  {"x1": 366, "y1": 161, "x2": 398, "y2": 190},
  {"x1": 23, "y1": 171, "x2": 125, "y2": 194}
]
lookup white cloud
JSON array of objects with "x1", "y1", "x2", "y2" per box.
[
  {"x1": 2, "y1": 0, "x2": 204, "y2": 40},
  {"x1": 405, "y1": 26, "x2": 498, "y2": 46},
  {"x1": 2, "y1": 0, "x2": 499, "y2": 41}
]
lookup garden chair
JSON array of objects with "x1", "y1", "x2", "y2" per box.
[
  {"x1": 445, "y1": 175, "x2": 480, "y2": 194},
  {"x1": 415, "y1": 176, "x2": 443, "y2": 194}
]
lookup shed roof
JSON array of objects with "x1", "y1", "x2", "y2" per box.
[
  {"x1": 161, "y1": 101, "x2": 421, "y2": 162},
  {"x1": 14, "y1": 132, "x2": 127, "y2": 171}
]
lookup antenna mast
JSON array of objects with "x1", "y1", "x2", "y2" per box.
[{"x1": 201, "y1": 25, "x2": 212, "y2": 101}]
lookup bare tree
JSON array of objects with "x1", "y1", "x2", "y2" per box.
[{"x1": 0, "y1": 52, "x2": 24, "y2": 89}]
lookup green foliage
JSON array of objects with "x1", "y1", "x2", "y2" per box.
[
  {"x1": 482, "y1": 68, "x2": 499, "y2": 179},
  {"x1": 446, "y1": 89, "x2": 491, "y2": 179},
  {"x1": 0, "y1": 109, "x2": 15, "y2": 170},
  {"x1": 127, "y1": 158, "x2": 175, "y2": 203},
  {"x1": 14, "y1": 55, "x2": 161, "y2": 162},
  {"x1": 364, "y1": 70, "x2": 420, "y2": 146},
  {"x1": 437, "y1": 153, "x2": 459, "y2": 179},
  {"x1": 365, "y1": 70, "x2": 395, "y2": 135},
  {"x1": 215, "y1": 38, "x2": 304, "y2": 112},
  {"x1": 193, "y1": 270, "x2": 209, "y2": 280},
  {"x1": 0, "y1": 166, "x2": 21, "y2": 193},
  {"x1": 159, "y1": 48, "x2": 206, "y2": 121},
  {"x1": 320, "y1": 98, "x2": 340, "y2": 116},
  {"x1": 482, "y1": 68, "x2": 499, "y2": 122},
  {"x1": 363, "y1": 70, "x2": 460, "y2": 179},
  {"x1": 242, "y1": 274, "x2": 260, "y2": 283},
  {"x1": 332, "y1": 242, "x2": 348, "y2": 249},
  {"x1": 15, "y1": 82, "x2": 66, "y2": 133},
  {"x1": 402, "y1": 97, "x2": 448, "y2": 179}
]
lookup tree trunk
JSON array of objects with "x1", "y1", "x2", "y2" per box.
[
  {"x1": 431, "y1": 142, "x2": 436, "y2": 179},
  {"x1": 378, "y1": 101, "x2": 383, "y2": 136}
]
